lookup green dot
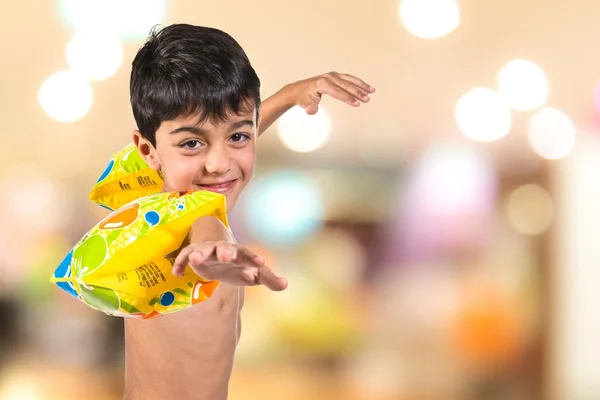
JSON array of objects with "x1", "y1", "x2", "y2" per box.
[
  {"x1": 73, "y1": 234, "x2": 107, "y2": 277},
  {"x1": 80, "y1": 285, "x2": 120, "y2": 312}
]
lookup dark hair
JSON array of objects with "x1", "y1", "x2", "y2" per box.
[{"x1": 130, "y1": 24, "x2": 261, "y2": 146}]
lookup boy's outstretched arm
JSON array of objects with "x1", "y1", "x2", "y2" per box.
[
  {"x1": 171, "y1": 215, "x2": 288, "y2": 291},
  {"x1": 258, "y1": 71, "x2": 375, "y2": 136}
]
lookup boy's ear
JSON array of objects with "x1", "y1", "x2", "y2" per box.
[{"x1": 133, "y1": 130, "x2": 161, "y2": 171}]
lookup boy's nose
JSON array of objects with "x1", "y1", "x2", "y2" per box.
[{"x1": 204, "y1": 146, "x2": 231, "y2": 174}]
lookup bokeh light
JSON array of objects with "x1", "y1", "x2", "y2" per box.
[
  {"x1": 38, "y1": 70, "x2": 93, "y2": 122},
  {"x1": 455, "y1": 87, "x2": 512, "y2": 142},
  {"x1": 399, "y1": 0, "x2": 460, "y2": 39},
  {"x1": 410, "y1": 145, "x2": 497, "y2": 217},
  {"x1": 277, "y1": 105, "x2": 332, "y2": 152},
  {"x1": 399, "y1": 145, "x2": 497, "y2": 257},
  {"x1": 497, "y1": 59, "x2": 549, "y2": 111},
  {"x1": 452, "y1": 284, "x2": 524, "y2": 368},
  {"x1": 506, "y1": 184, "x2": 554, "y2": 235},
  {"x1": 59, "y1": 0, "x2": 168, "y2": 41},
  {"x1": 527, "y1": 107, "x2": 576, "y2": 160},
  {"x1": 65, "y1": 29, "x2": 123, "y2": 81},
  {"x1": 244, "y1": 170, "x2": 324, "y2": 248}
]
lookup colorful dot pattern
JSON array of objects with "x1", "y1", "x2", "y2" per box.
[{"x1": 51, "y1": 190, "x2": 227, "y2": 319}]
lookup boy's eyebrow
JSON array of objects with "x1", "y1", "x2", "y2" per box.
[
  {"x1": 169, "y1": 126, "x2": 206, "y2": 135},
  {"x1": 229, "y1": 120, "x2": 254, "y2": 130},
  {"x1": 169, "y1": 120, "x2": 254, "y2": 135}
]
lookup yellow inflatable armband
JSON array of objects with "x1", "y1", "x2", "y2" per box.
[
  {"x1": 90, "y1": 143, "x2": 164, "y2": 211},
  {"x1": 51, "y1": 191, "x2": 227, "y2": 319}
]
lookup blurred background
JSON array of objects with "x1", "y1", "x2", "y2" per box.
[{"x1": 1, "y1": 0, "x2": 599, "y2": 399}]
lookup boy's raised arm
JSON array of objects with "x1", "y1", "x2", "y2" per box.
[{"x1": 258, "y1": 71, "x2": 375, "y2": 136}]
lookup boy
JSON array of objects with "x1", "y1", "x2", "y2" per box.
[{"x1": 123, "y1": 24, "x2": 374, "y2": 399}]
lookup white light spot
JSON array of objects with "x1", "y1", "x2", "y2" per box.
[
  {"x1": 412, "y1": 145, "x2": 497, "y2": 216},
  {"x1": 66, "y1": 29, "x2": 123, "y2": 81},
  {"x1": 277, "y1": 106, "x2": 332, "y2": 153},
  {"x1": 527, "y1": 107, "x2": 576, "y2": 160},
  {"x1": 38, "y1": 70, "x2": 93, "y2": 122},
  {"x1": 455, "y1": 87, "x2": 512, "y2": 142},
  {"x1": 497, "y1": 59, "x2": 549, "y2": 111},
  {"x1": 399, "y1": 0, "x2": 460, "y2": 39},
  {"x1": 59, "y1": 0, "x2": 168, "y2": 41}
]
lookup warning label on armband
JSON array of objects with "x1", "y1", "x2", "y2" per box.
[
  {"x1": 136, "y1": 175, "x2": 157, "y2": 188},
  {"x1": 135, "y1": 262, "x2": 167, "y2": 288},
  {"x1": 117, "y1": 273, "x2": 128, "y2": 283}
]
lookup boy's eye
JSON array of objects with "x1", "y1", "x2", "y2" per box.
[
  {"x1": 230, "y1": 133, "x2": 250, "y2": 143},
  {"x1": 181, "y1": 140, "x2": 202, "y2": 149}
]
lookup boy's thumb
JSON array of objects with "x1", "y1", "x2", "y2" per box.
[{"x1": 304, "y1": 102, "x2": 319, "y2": 115}]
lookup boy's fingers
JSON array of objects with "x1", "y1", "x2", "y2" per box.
[
  {"x1": 337, "y1": 73, "x2": 376, "y2": 93},
  {"x1": 188, "y1": 243, "x2": 218, "y2": 279},
  {"x1": 237, "y1": 247, "x2": 263, "y2": 266},
  {"x1": 328, "y1": 73, "x2": 370, "y2": 99},
  {"x1": 188, "y1": 243, "x2": 215, "y2": 267},
  {"x1": 336, "y1": 80, "x2": 371, "y2": 103},
  {"x1": 216, "y1": 242, "x2": 236, "y2": 263},
  {"x1": 316, "y1": 78, "x2": 360, "y2": 106},
  {"x1": 329, "y1": 74, "x2": 371, "y2": 102},
  {"x1": 172, "y1": 245, "x2": 196, "y2": 276},
  {"x1": 171, "y1": 263, "x2": 186, "y2": 277},
  {"x1": 257, "y1": 265, "x2": 288, "y2": 291}
]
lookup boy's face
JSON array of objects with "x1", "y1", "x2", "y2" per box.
[{"x1": 134, "y1": 107, "x2": 258, "y2": 213}]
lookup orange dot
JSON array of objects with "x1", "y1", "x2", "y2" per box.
[{"x1": 99, "y1": 202, "x2": 140, "y2": 230}]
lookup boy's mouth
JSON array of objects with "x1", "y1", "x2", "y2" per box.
[{"x1": 196, "y1": 179, "x2": 239, "y2": 195}]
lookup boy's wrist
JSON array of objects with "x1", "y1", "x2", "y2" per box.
[{"x1": 277, "y1": 82, "x2": 300, "y2": 109}]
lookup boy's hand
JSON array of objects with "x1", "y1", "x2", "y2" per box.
[
  {"x1": 171, "y1": 241, "x2": 288, "y2": 291},
  {"x1": 258, "y1": 72, "x2": 374, "y2": 136},
  {"x1": 290, "y1": 71, "x2": 375, "y2": 115}
]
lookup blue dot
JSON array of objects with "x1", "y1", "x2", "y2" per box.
[
  {"x1": 177, "y1": 204, "x2": 185, "y2": 210},
  {"x1": 144, "y1": 211, "x2": 160, "y2": 226},
  {"x1": 96, "y1": 159, "x2": 114, "y2": 183},
  {"x1": 160, "y1": 292, "x2": 175, "y2": 306}
]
